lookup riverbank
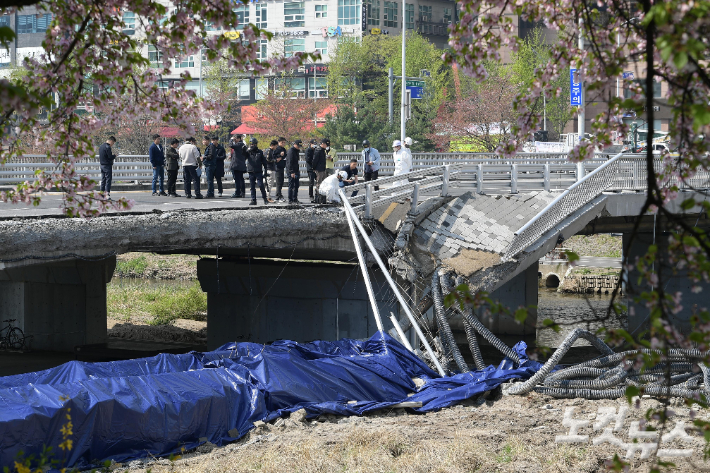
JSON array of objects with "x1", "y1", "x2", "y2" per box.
[
  {"x1": 564, "y1": 234, "x2": 622, "y2": 258},
  {"x1": 115, "y1": 253, "x2": 199, "y2": 280}
]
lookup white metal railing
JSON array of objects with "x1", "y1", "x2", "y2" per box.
[{"x1": 502, "y1": 153, "x2": 624, "y2": 261}]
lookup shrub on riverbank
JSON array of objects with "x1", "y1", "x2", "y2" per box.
[{"x1": 114, "y1": 253, "x2": 199, "y2": 280}]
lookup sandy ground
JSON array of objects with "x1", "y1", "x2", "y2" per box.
[
  {"x1": 112, "y1": 392, "x2": 709, "y2": 473},
  {"x1": 107, "y1": 318, "x2": 207, "y2": 345}
]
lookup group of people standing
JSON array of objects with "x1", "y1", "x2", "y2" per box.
[{"x1": 97, "y1": 133, "x2": 415, "y2": 204}]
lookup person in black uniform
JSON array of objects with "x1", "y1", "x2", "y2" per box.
[
  {"x1": 286, "y1": 139, "x2": 302, "y2": 204},
  {"x1": 273, "y1": 137, "x2": 287, "y2": 202},
  {"x1": 98, "y1": 136, "x2": 117, "y2": 200},
  {"x1": 305, "y1": 138, "x2": 317, "y2": 202},
  {"x1": 246, "y1": 138, "x2": 269, "y2": 205},
  {"x1": 229, "y1": 134, "x2": 247, "y2": 198},
  {"x1": 211, "y1": 136, "x2": 227, "y2": 197}
]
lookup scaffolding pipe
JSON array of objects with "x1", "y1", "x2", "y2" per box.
[
  {"x1": 390, "y1": 313, "x2": 415, "y2": 353},
  {"x1": 343, "y1": 203, "x2": 384, "y2": 333},
  {"x1": 340, "y1": 189, "x2": 446, "y2": 376}
]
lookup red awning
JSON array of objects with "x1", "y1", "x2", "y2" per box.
[
  {"x1": 204, "y1": 125, "x2": 219, "y2": 131},
  {"x1": 231, "y1": 123, "x2": 258, "y2": 134}
]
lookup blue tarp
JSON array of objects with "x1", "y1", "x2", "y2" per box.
[{"x1": 0, "y1": 333, "x2": 541, "y2": 470}]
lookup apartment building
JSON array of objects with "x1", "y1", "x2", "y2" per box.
[{"x1": 1, "y1": 1, "x2": 454, "y2": 105}]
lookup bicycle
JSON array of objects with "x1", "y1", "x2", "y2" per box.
[{"x1": 0, "y1": 319, "x2": 26, "y2": 350}]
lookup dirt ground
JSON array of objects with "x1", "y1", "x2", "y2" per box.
[
  {"x1": 112, "y1": 392, "x2": 708, "y2": 473},
  {"x1": 107, "y1": 318, "x2": 207, "y2": 345}
]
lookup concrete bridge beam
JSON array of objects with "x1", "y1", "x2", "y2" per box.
[
  {"x1": 197, "y1": 258, "x2": 398, "y2": 350},
  {"x1": 0, "y1": 257, "x2": 115, "y2": 352}
]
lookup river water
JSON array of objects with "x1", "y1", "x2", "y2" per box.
[{"x1": 536, "y1": 288, "x2": 627, "y2": 348}]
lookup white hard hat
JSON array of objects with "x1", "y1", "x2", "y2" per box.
[
  {"x1": 392, "y1": 140, "x2": 402, "y2": 147},
  {"x1": 404, "y1": 137, "x2": 413, "y2": 146},
  {"x1": 338, "y1": 170, "x2": 348, "y2": 179}
]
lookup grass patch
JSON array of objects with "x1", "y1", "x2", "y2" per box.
[
  {"x1": 107, "y1": 280, "x2": 206, "y2": 325},
  {"x1": 565, "y1": 234, "x2": 622, "y2": 258},
  {"x1": 115, "y1": 255, "x2": 149, "y2": 276}
]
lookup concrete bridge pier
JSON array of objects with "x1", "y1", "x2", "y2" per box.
[
  {"x1": 0, "y1": 257, "x2": 115, "y2": 352},
  {"x1": 197, "y1": 258, "x2": 399, "y2": 350},
  {"x1": 625, "y1": 231, "x2": 710, "y2": 337}
]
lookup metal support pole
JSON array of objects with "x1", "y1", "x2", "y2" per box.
[
  {"x1": 476, "y1": 163, "x2": 483, "y2": 194},
  {"x1": 344, "y1": 205, "x2": 384, "y2": 333},
  {"x1": 400, "y1": 26, "x2": 406, "y2": 142},
  {"x1": 543, "y1": 163, "x2": 550, "y2": 192},
  {"x1": 340, "y1": 190, "x2": 446, "y2": 376},
  {"x1": 390, "y1": 313, "x2": 414, "y2": 352},
  {"x1": 577, "y1": 18, "x2": 585, "y2": 181},
  {"x1": 441, "y1": 164, "x2": 450, "y2": 196},
  {"x1": 365, "y1": 184, "x2": 373, "y2": 219},
  {"x1": 388, "y1": 67, "x2": 394, "y2": 124},
  {"x1": 410, "y1": 183, "x2": 419, "y2": 214},
  {"x1": 511, "y1": 164, "x2": 518, "y2": 194}
]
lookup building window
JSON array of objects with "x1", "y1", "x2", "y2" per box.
[
  {"x1": 284, "y1": 2, "x2": 305, "y2": 27},
  {"x1": 204, "y1": 21, "x2": 220, "y2": 31},
  {"x1": 625, "y1": 79, "x2": 662, "y2": 99},
  {"x1": 122, "y1": 11, "x2": 136, "y2": 30},
  {"x1": 233, "y1": 5, "x2": 249, "y2": 30},
  {"x1": 315, "y1": 4, "x2": 328, "y2": 18},
  {"x1": 443, "y1": 7, "x2": 452, "y2": 24},
  {"x1": 256, "y1": 39, "x2": 268, "y2": 60},
  {"x1": 175, "y1": 55, "x2": 194, "y2": 68},
  {"x1": 315, "y1": 41, "x2": 328, "y2": 56},
  {"x1": 338, "y1": 0, "x2": 361, "y2": 26},
  {"x1": 284, "y1": 38, "x2": 305, "y2": 57},
  {"x1": 255, "y1": 78, "x2": 269, "y2": 99},
  {"x1": 17, "y1": 14, "x2": 53, "y2": 34},
  {"x1": 148, "y1": 45, "x2": 163, "y2": 67},
  {"x1": 309, "y1": 77, "x2": 328, "y2": 98},
  {"x1": 384, "y1": 2, "x2": 397, "y2": 28},
  {"x1": 405, "y1": 4, "x2": 414, "y2": 29},
  {"x1": 255, "y1": 4, "x2": 267, "y2": 28},
  {"x1": 366, "y1": 0, "x2": 380, "y2": 26},
  {"x1": 0, "y1": 15, "x2": 9, "y2": 27},
  {"x1": 418, "y1": 5, "x2": 432, "y2": 33},
  {"x1": 238, "y1": 79, "x2": 250, "y2": 99}
]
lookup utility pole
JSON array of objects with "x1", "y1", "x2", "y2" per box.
[
  {"x1": 400, "y1": 12, "x2": 406, "y2": 142},
  {"x1": 199, "y1": 48, "x2": 203, "y2": 97},
  {"x1": 388, "y1": 67, "x2": 394, "y2": 124},
  {"x1": 543, "y1": 94, "x2": 546, "y2": 132},
  {"x1": 577, "y1": 18, "x2": 585, "y2": 180}
]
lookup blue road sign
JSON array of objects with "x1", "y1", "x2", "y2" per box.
[
  {"x1": 622, "y1": 71, "x2": 634, "y2": 80},
  {"x1": 406, "y1": 80, "x2": 425, "y2": 99},
  {"x1": 570, "y1": 68, "x2": 582, "y2": 106}
]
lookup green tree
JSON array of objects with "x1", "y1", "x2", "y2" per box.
[
  {"x1": 202, "y1": 58, "x2": 243, "y2": 143},
  {"x1": 511, "y1": 28, "x2": 573, "y2": 140}
]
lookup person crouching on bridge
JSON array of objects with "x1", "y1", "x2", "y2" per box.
[
  {"x1": 339, "y1": 158, "x2": 359, "y2": 197},
  {"x1": 246, "y1": 138, "x2": 269, "y2": 206},
  {"x1": 318, "y1": 170, "x2": 348, "y2": 203},
  {"x1": 165, "y1": 138, "x2": 180, "y2": 197},
  {"x1": 287, "y1": 139, "x2": 302, "y2": 204},
  {"x1": 212, "y1": 136, "x2": 227, "y2": 197},
  {"x1": 179, "y1": 137, "x2": 203, "y2": 199}
]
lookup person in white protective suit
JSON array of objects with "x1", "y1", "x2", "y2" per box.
[
  {"x1": 318, "y1": 170, "x2": 348, "y2": 203},
  {"x1": 391, "y1": 139, "x2": 412, "y2": 187}
]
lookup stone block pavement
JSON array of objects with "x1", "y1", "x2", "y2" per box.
[{"x1": 412, "y1": 191, "x2": 557, "y2": 261}]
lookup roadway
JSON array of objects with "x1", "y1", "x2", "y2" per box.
[{"x1": 0, "y1": 188, "x2": 322, "y2": 219}]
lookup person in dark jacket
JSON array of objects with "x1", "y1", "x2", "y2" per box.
[
  {"x1": 202, "y1": 136, "x2": 217, "y2": 198},
  {"x1": 305, "y1": 138, "x2": 317, "y2": 202},
  {"x1": 99, "y1": 136, "x2": 117, "y2": 200},
  {"x1": 229, "y1": 134, "x2": 247, "y2": 198},
  {"x1": 273, "y1": 137, "x2": 287, "y2": 202},
  {"x1": 246, "y1": 138, "x2": 269, "y2": 205},
  {"x1": 286, "y1": 139, "x2": 302, "y2": 204},
  {"x1": 312, "y1": 138, "x2": 329, "y2": 204},
  {"x1": 339, "y1": 158, "x2": 359, "y2": 197},
  {"x1": 149, "y1": 134, "x2": 166, "y2": 196},
  {"x1": 211, "y1": 136, "x2": 226, "y2": 197},
  {"x1": 165, "y1": 138, "x2": 181, "y2": 197},
  {"x1": 265, "y1": 140, "x2": 278, "y2": 202}
]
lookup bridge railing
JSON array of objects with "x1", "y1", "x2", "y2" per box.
[
  {"x1": 0, "y1": 152, "x2": 608, "y2": 185},
  {"x1": 502, "y1": 153, "x2": 624, "y2": 260}
]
